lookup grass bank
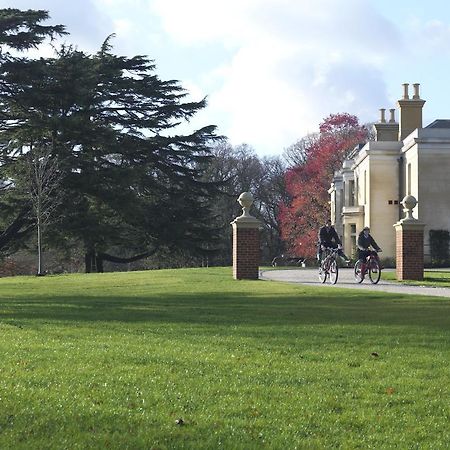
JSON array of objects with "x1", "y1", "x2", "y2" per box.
[
  {"x1": 0, "y1": 267, "x2": 449, "y2": 449},
  {"x1": 383, "y1": 269, "x2": 450, "y2": 287}
]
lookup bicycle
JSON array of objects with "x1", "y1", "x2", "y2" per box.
[
  {"x1": 318, "y1": 247, "x2": 339, "y2": 284},
  {"x1": 354, "y1": 250, "x2": 381, "y2": 284}
]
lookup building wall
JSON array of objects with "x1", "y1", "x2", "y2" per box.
[
  {"x1": 402, "y1": 142, "x2": 419, "y2": 211},
  {"x1": 329, "y1": 175, "x2": 343, "y2": 238},
  {"x1": 348, "y1": 142, "x2": 402, "y2": 260},
  {"x1": 354, "y1": 153, "x2": 370, "y2": 224},
  {"x1": 342, "y1": 215, "x2": 363, "y2": 258},
  {"x1": 401, "y1": 129, "x2": 450, "y2": 261},
  {"x1": 367, "y1": 153, "x2": 399, "y2": 259}
]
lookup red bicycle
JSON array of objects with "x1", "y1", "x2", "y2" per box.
[{"x1": 354, "y1": 251, "x2": 381, "y2": 284}]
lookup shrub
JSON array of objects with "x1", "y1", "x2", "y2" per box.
[
  {"x1": 429, "y1": 229, "x2": 450, "y2": 267},
  {"x1": 380, "y1": 256, "x2": 396, "y2": 268}
]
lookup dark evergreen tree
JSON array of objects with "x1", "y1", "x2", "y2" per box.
[
  {"x1": 0, "y1": 8, "x2": 66, "y2": 51},
  {"x1": 0, "y1": 10, "x2": 222, "y2": 272}
]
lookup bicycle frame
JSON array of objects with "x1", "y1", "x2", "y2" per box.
[
  {"x1": 319, "y1": 247, "x2": 339, "y2": 284},
  {"x1": 354, "y1": 251, "x2": 381, "y2": 284}
]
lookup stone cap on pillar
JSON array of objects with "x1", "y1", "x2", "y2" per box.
[
  {"x1": 230, "y1": 192, "x2": 263, "y2": 229},
  {"x1": 394, "y1": 195, "x2": 425, "y2": 230}
]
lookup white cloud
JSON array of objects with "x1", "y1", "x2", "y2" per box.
[
  {"x1": 150, "y1": 0, "x2": 257, "y2": 45},
  {"x1": 148, "y1": 0, "x2": 403, "y2": 153},
  {"x1": 8, "y1": 0, "x2": 443, "y2": 155}
]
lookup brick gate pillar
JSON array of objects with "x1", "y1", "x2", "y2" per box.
[
  {"x1": 394, "y1": 195, "x2": 425, "y2": 281},
  {"x1": 231, "y1": 192, "x2": 262, "y2": 280}
]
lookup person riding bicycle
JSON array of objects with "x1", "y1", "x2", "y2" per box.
[
  {"x1": 317, "y1": 219, "x2": 351, "y2": 264},
  {"x1": 357, "y1": 226, "x2": 382, "y2": 262}
]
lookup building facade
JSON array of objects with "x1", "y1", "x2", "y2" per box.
[{"x1": 329, "y1": 83, "x2": 450, "y2": 262}]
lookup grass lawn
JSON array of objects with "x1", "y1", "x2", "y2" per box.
[
  {"x1": 383, "y1": 269, "x2": 450, "y2": 287},
  {"x1": 0, "y1": 267, "x2": 449, "y2": 449}
]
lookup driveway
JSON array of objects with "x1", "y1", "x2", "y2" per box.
[{"x1": 260, "y1": 268, "x2": 450, "y2": 297}]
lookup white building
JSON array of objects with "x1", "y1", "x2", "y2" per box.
[{"x1": 329, "y1": 83, "x2": 450, "y2": 262}]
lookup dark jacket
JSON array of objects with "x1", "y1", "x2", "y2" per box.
[
  {"x1": 319, "y1": 225, "x2": 341, "y2": 247},
  {"x1": 357, "y1": 232, "x2": 380, "y2": 251}
]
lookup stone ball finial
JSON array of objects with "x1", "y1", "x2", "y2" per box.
[
  {"x1": 238, "y1": 192, "x2": 254, "y2": 217},
  {"x1": 401, "y1": 195, "x2": 417, "y2": 220}
]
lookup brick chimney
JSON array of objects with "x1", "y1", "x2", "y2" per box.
[{"x1": 397, "y1": 83, "x2": 426, "y2": 141}]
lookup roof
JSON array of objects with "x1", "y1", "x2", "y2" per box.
[{"x1": 425, "y1": 119, "x2": 450, "y2": 129}]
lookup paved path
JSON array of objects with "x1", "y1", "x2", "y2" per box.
[{"x1": 260, "y1": 268, "x2": 450, "y2": 297}]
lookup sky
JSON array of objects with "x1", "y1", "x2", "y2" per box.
[{"x1": 3, "y1": 0, "x2": 450, "y2": 156}]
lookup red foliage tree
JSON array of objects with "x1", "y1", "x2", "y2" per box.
[{"x1": 279, "y1": 113, "x2": 368, "y2": 258}]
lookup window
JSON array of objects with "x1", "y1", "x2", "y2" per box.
[
  {"x1": 350, "y1": 224, "x2": 357, "y2": 256},
  {"x1": 363, "y1": 171, "x2": 367, "y2": 204},
  {"x1": 348, "y1": 180, "x2": 355, "y2": 206}
]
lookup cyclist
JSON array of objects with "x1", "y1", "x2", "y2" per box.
[
  {"x1": 357, "y1": 226, "x2": 382, "y2": 262},
  {"x1": 317, "y1": 219, "x2": 351, "y2": 264}
]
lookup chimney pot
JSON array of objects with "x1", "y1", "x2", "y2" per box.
[
  {"x1": 379, "y1": 108, "x2": 386, "y2": 123},
  {"x1": 397, "y1": 83, "x2": 425, "y2": 141},
  {"x1": 402, "y1": 83, "x2": 409, "y2": 100},
  {"x1": 389, "y1": 108, "x2": 396, "y2": 123}
]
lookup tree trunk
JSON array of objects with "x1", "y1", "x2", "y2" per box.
[
  {"x1": 37, "y1": 218, "x2": 43, "y2": 275},
  {"x1": 85, "y1": 250, "x2": 105, "y2": 273},
  {"x1": 85, "y1": 251, "x2": 94, "y2": 273},
  {"x1": 36, "y1": 205, "x2": 45, "y2": 275},
  {"x1": 84, "y1": 249, "x2": 157, "y2": 273},
  {"x1": 96, "y1": 255, "x2": 104, "y2": 273}
]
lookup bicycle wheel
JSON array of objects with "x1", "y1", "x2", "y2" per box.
[
  {"x1": 368, "y1": 259, "x2": 381, "y2": 284},
  {"x1": 328, "y1": 259, "x2": 338, "y2": 284},
  {"x1": 318, "y1": 263, "x2": 327, "y2": 283},
  {"x1": 354, "y1": 260, "x2": 364, "y2": 283}
]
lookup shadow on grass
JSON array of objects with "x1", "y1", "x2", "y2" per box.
[{"x1": 1, "y1": 289, "x2": 450, "y2": 330}]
